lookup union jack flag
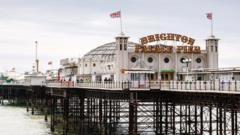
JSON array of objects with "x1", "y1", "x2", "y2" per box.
[
  {"x1": 110, "y1": 11, "x2": 121, "y2": 18},
  {"x1": 206, "y1": 13, "x2": 212, "y2": 20}
]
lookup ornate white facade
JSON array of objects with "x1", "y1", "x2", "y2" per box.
[{"x1": 77, "y1": 34, "x2": 219, "y2": 82}]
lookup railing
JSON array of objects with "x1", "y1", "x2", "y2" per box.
[
  {"x1": 1, "y1": 81, "x2": 30, "y2": 86},
  {"x1": 75, "y1": 82, "x2": 124, "y2": 90},
  {"x1": 3, "y1": 80, "x2": 240, "y2": 93},
  {"x1": 167, "y1": 81, "x2": 240, "y2": 92},
  {"x1": 47, "y1": 81, "x2": 128, "y2": 90}
]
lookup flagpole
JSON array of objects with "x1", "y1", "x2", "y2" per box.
[
  {"x1": 211, "y1": 17, "x2": 213, "y2": 36},
  {"x1": 120, "y1": 10, "x2": 123, "y2": 35}
]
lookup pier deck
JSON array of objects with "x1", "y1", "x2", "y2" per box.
[{"x1": 1, "y1": 81, "x2": 240, "y2": 135}]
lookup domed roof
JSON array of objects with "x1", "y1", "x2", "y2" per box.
[{"x1": 83, "y1": 41, "x2": 137, "y2": 61}]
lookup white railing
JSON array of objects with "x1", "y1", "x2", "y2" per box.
[
  {"x1": 73, "y1": 80, "x2": 240, "y2": 93},
  {"x1": 75, "y1": 82, "x2": 124, "y2": 90},
  {"x1": 47, "y1": 81, "x2": 125, "y2": 89},
  {"x1": 3, "y1": 80, "x2": 240, "y2": 93},
  {"x1": 1, "y1": 81, "x2": 30, "y2": 86},
  {"x1": 166, "y1": 81, "x2": 240, "y2": 92},
  {"x1": 47, "y1": 81, "x2": 74, "y2": 87}
]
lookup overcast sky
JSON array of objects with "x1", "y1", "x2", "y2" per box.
[{"x1": 0, "y1": 0, "x2": 240, "y2": 73}]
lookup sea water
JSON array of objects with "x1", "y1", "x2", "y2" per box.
[{"x1": 0, "y1": 106, "x2": 51, "y2": 135}]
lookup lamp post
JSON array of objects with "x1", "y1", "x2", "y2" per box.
[
  {"x1": 183, "y1": 58, "x2": 192, "y2": 81},
  {"x1": 35, "y1": 41, "x2": 39, "y2": 74}
]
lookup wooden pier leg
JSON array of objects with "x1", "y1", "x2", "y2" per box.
[
  {"x1": 209, "y1": 106, "x2": 212, "y2": 135},
  {"x1": 166, "y1": 102, "x2": 169, "y2": 134},
  {"x1": 44, "y1": 94, "x2": 48, "y2": 122},
  {"x1": 93, "y1": 98, "x2": 96, "y2": 126},
  {"x1": 117, "y1": 100, "x2": 120, "y2": 121},
  {"x1": 160, "y1": 101, "x2": 163, "y2": 135},
  {"x1": 200, "y1": 106, "x2": 203, "y2": 135},
  {"x1": 113, "y1": 100, "x2": 116, "y2": 126},
  {"x1": 87, "y1": 98, "x2": 90, "y2": 129},
  {"x1": 235, "y1": 110, "x2": 238, "y2": 135},
  {"x1": 51, "y1": 97, "x2": 56, "y2": 132},
  {"x1": 26, "y1": 92, "x2": 29, "y2": 112},
  {"x1": 79, "y1": 94, "x2": 85, "y2": 135},
  {"x1": 188, "y1": 105, "x2": 191, "y2": 134},
  {"x1": 231, "y1": 110, "x2": 234, "y2": 135},
  {"x1": 185, "y1": 105, "x2": 188, "y2": 134},
  {"x1": 0, "y1": 97, "x2": 2, "y2": 105},
  {"x1": 155, "y1": 99, "x2": 159, "y2": 134},
  {"x1": 194, "y1": 105, "x2": 197, "y2": 135},
  {"x1": 99, "y1": 98, "x2": 103, "y2": 134},
  {"x1": 220, "y1": 107, "x2": 223, "y2": 135},
  {"x1": 109, "y1": 100, "x2": 112, "y2": 135},
  {"x1": 179, "y1": 105, "x2": 182, "y2": 135},
  {"x1": 224, "y1": 108, "x2": 226, "y2": 135},
  {"x1": 88, "y1": 98, "x2": 91, "y2": 128},
  {"x1": 103, "y1": 99, "x2": 108, "y2": 135},
  {"x1": 63, "y1": 96, "x2": 69, "y2": 135},
  {"x1": 216, "y1": 108, "x2": 219, "y2": 135},
  {"x1": 0, "y1": 88, "x2": 2, "y2": 105},
  {"x1": 173, "y1": 103, "x2": 176, "y2": 135},
  {"x1": 31, "y1": 98, "x2": 34, "y2": 115},
  {"x1": 129, "y1": 92, "x2": 138, "y2": 135}
]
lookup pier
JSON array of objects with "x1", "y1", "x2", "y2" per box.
[{"x1": 0, "y1": 81, "x2": 240, "y2": 135}]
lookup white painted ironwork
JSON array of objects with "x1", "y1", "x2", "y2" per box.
[{"x1": 3, "y1": 80, "x2": 240, "y2": 94}]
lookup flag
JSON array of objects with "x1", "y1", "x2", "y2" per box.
[
  {"x1": 48, "y1": 61, "x2": 52, "y2": 65},
  {"x1": 206, "y1": 13, "x2": 212, "y2": 20},
  {"x1": 110, "y1": 11, "x2": 121, "y2": 18}
]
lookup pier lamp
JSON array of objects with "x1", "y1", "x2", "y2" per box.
[
  {"x1": 183, "y1": 58, "x2": 192, "y2": 81},
  {"x1": 35, "y1": 41, "x2": 39, "y2": 73}
]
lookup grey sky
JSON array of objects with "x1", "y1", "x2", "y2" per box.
[{"x1": 0, "y1": 0, "x2": 240, "y2": 72}]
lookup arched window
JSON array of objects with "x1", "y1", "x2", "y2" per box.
[
  {"x1": 131, "y1": 57, "x2": 137, "y2": 63},
  {"x1": 180, "y1": 58, "x2": 186, "y2": 63},
  {"x1": 196, "y1": 58, "x2": 201, "y2": 63},
  {"x1": 148, "y1": 57, "x2": 153, "y2": 63},
  {"x1": 164, "y1": 57, "x2": 170, "y2": 63}
]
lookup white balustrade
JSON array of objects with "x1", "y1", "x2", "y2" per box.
[{"x1": 3, "y1": 80, "x2": 240, "y2": 93}]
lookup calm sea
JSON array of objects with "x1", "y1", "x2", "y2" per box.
[{"x1": 0, "y1": 106, "x2": 51, "y2": 135}]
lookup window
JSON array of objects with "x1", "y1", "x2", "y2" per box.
[
  {"x1": 120, "y1": 44, "x2": 122, "y2": 50},
  {"x1": 150, "y1": 74, "x2": 154, "y2": 80},
  {"x1": 211, "y1": 46, "x2": 213, "y2": 52},
  {"x1": 170, "y1": 74, "x2": 174, "y2": 80},
  {"x1": 164, "y1": 57, "x2": 170, "y2": 63},
  {"x1": 85, "y1": 64, "x2": 87, "y2": 67},
  {"x1": 197, "y1": 76, "x2": 202, "y2": 80},
  {"x1": 124, "y1": 44, "x2": 127, "y2": 50},
  {"x1": 131, "y1": 57, "x2": 137, "y2": 63},
  {"x1": 161, "y1": 74, "x2": 164, "y2": 80},
  {"x1": 148, "y1": 57, "x2": 153, "y2": 63},
  {"x1": 180, "y1": 58, "x2": 186, "y2": 63},
  {"x1": 215, "y1": 46, "x2": 218, "y2": 52},
  {"x1": 196, "y1": 58, "x2": 201, "y2": 63},
  {"x1": 93, "y1": 63, "x2": 96, "y2": 67},
  {"x1": 165, "y1": 74, "x2": 169, "y2": 80}
]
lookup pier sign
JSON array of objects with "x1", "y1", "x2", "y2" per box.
[{"x1": 135, "y1": 33, "x2": 201, "y2": 53}]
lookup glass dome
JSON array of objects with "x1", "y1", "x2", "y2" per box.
[{"x1": 83, "y1": 41, "x2": 137, "y2": 61}]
